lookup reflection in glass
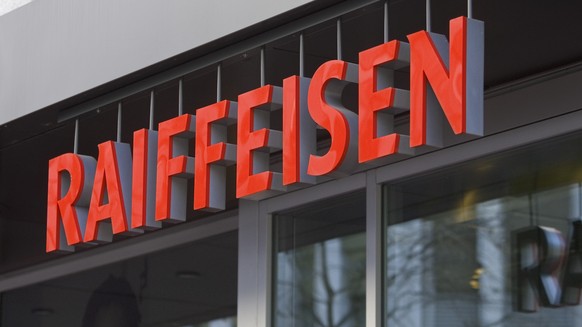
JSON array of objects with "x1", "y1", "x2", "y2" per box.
[
  {"x1": 274, "y1": 193, "x2": 366, "y2": 327},
  {"x1": 1, "y1": 232, "x2": 238, "y2": 327},
  {"x1": 81, "y1": 276, "x2": 141, "y2": 327},
  {"x1": 384, "y1": 133, "x2": 582, "y2": 326},
  {"x1": 191, "y1": 316, "x2": 237, "y2": 327}
]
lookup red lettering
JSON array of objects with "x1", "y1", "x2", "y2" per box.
[
  {"x1": 307, "y1": 60, "x2": 358, "y2": 176},
  {"x1": 358, "y1": 40, "x2": 412, "y2": 163},
  {"x1": 195, "y1": 100, "x2": 237, "y2": 211},
  {"x1": 131, "y1": 129, "x2": 160, "y2": 230},
  {"x1": 408, "y1": 16, "x2": 483, "y2": 147},
  {"x1": 85, "y1": 141, "x2": 134, "y2": 243},
  {"x1": 282, "y1": 76, "x2": 316, "y2": 186},
  {"x1": 156, "y1": 114, "x2": 195, "y2": 222},
  {"x1": 46, "y1": 153, "x2": 95, "y2": 252},
  {"x1": 236, "y1": 85, "x2": 283, "y2": 199},
  {"x1": 45, "y1": 16, "x2": 485, "y2": 251}
]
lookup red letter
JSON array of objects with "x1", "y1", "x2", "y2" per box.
[
  {"x1": 85, "y1": 141, "x2": 135, "y2": 243},
  {"x1": 195, "y1": 100, "x2": 237, "y2": 211},
  {"x1": 131, "y1": 129, "x2": 160, "y2": 230},
  {"x1": 283, "y1": 76, "x2": 316, "y2": 186},
  {"x1": 46, "y1": 153, "x2": 95, "y2": 252},
  {"x1": 236, "y1": 85, "x2": 283, "y2": 199},
  {"x1": 359, "y1": 41, "x2": 413, "y2": 164},
  {"x1": 307, "y1": 60, "x2": 358, "y2": 177},
  {"x1": 408, "y1": 16, "x2": 484, "y2": 147},
  {"x1": 156, "y1": 114, "x2": 195, "y2": 222}
]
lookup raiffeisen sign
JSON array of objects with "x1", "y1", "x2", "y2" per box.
[{"x1": 46, "y1": 17, "x2": 484, "y2": 252}]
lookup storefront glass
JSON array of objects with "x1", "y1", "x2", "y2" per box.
[
  {"x1": 273, "y1": 192, "x2": 366, "y2": 327},
  {"x1": 1, "y1": 231, "x2": 238, "y2": 327},
  {"x1": 384, "y1": 132, "x2": 582, "y2": 326}
]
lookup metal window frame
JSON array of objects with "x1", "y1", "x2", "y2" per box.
[
  {"x1": 238, "y1": 173, "x2": 367, "y2": 327},
  {"x1": 240, "y1": 75, "x2": 582, "y2": 327},
  {"x1": 239, "y1": 108, "x2": 582, "y2": 327}
]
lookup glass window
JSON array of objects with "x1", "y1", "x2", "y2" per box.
[
  {"x1": 384, "y1": 132, "x2": 582, "y2": 326},
  {"x1": 1, "y1": 231, "x2": 238, "y2": 327},
  {"x1": 273, "y1": 192, "x2": 366, "y2": 327}
]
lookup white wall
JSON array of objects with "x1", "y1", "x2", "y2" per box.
[
  {"x1": 0, "y1": 0, "x2": 314, "y2": 125},
  {"x1": 0, "y1": 0, "x2": 33, "y2": 16}
]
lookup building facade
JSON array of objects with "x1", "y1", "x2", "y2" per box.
[{"x1": 1, "y1": 0, "x2": 582, "y2": 326}]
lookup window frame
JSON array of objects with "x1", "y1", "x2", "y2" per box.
[{"x1": 239, "y1": 69, "x2": 582, "y2": 326}]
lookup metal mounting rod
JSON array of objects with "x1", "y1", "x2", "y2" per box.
[
  {"x1": 149, "y1": 90, "x2": 155, "y2": 130},
  {"x1": 336, "y1": 18, "x2": 342, "y2": 60},
  {"x1": 73, "y1": 119, "x2": 79, "y2": 154},
  {"x1": 299, "y1": 33, "x2": 305, "y2": 77},
  {"x1": 260, "y1": 47, "x2": 266, "y2": 87},
  {"x1": 178, "y1": 78, "x2": 183, "y2": 115},
  {"x1": 384, "y1": 1, "x2": 389, "y2": 42},
  {"x1": 117, "y1": 102, "x2": 122, "y2": 142},
  {"x1": 217, "y1": 64, "x2": 222, "y2": 102},
  {"x1": 426, "y1": 0, "x2": 431, "y2": 32}
]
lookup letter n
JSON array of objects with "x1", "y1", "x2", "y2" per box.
[{"x1": 407, "y1": 16, "x2": 484, "y2": 147}]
